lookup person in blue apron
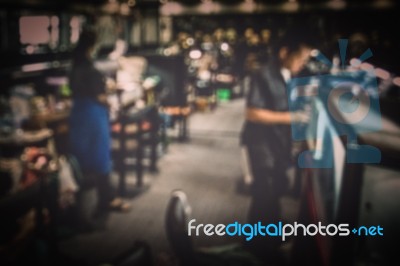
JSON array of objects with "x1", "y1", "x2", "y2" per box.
[
  {"x1": 241, "y1": 30, "x2": 313, "y2": 263},
  {"x1": 68, "y1": 29, "x2": 130, "y2": 217}
]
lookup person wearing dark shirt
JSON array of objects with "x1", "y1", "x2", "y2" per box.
[
  {"x1": 68, "y1": 29, "x2": 130, "y2": 221},
  {"x1": 241, "y1": 32, "x2": 313, "y2": 262}
]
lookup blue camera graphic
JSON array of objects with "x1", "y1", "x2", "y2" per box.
[{"x1": 287, "y1": 46, "x2": 382, "y2": 168}]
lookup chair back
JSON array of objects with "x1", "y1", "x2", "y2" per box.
[{"x1": 165, "y1": 190, "x2": 197, "y2": 266}]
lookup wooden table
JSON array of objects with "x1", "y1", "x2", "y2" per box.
[
  {"x1": 28, "y1": 111, "x2": 70, "y2": 155},
  {"x1": 0, "y1": 129, "x2": 59, "y2": 263}
]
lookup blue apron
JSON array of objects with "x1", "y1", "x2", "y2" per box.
[{"x1": 69, "y1": 98, "x2": 111, "y2": 175}]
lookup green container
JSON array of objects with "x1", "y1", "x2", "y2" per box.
[{"x1": 216, "y1": 88, "x2": 231, "y2": 102}]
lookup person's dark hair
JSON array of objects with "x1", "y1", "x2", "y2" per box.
[
  {"x1": 274, "y1": 27, "x2": 317, "y2": 55},
  {"x1": 72, "y1": 28, "x2": 97, "y2": 65}
]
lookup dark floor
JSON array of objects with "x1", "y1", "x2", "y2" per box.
[
  {"x1": 59, "y1": 99, "x2": 252, "y2": 265},
  {"x1": 58, "y1": 98, "x2": 400, "y2": 266}
]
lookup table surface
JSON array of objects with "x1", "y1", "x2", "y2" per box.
[
  {"x1": 0, "y1": 129, "x2": 53, "y2": 145},
  {"x1": 30, "y1": 110, "x2": 70, "y2": 123}
]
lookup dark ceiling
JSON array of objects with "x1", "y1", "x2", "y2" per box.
[
  {"x1": 0, "y1": 0, "x2": 396, "y2": 6},
  {"x1": 0, "y1": 0, "x2": 397, "y2": 13}
]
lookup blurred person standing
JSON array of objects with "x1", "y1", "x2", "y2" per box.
[
  {"x1": 241, "y1": 30, "x2": 314, "y2": 262},
  {"x1": 68, "y1": 29, "x2": 130, "y2": 224}
]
